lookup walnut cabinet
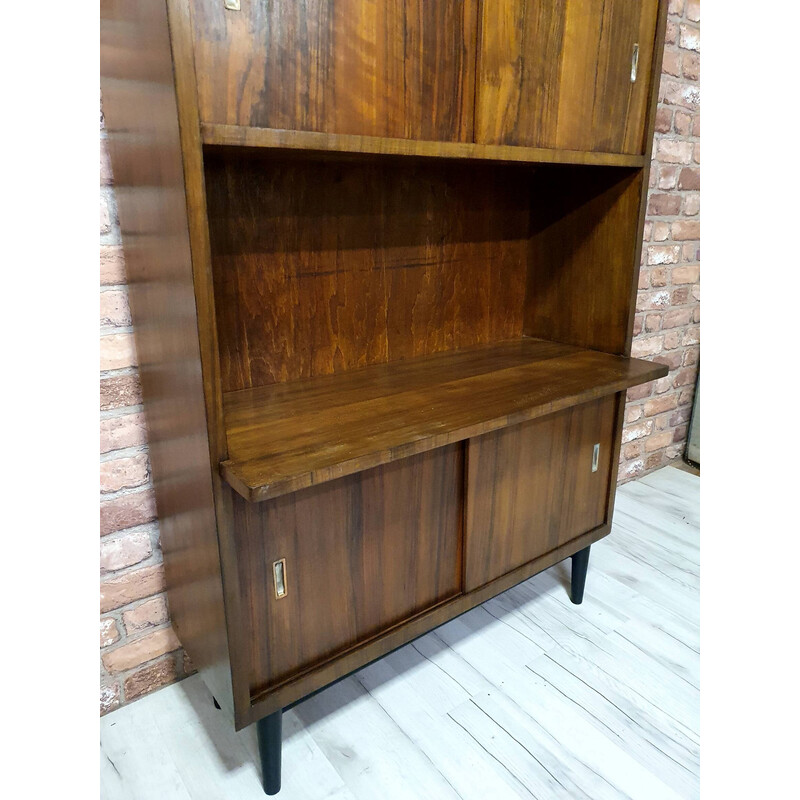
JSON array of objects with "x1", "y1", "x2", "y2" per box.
[{"x1": 100, "y1": 0, "x2": 669, "y2": 793}]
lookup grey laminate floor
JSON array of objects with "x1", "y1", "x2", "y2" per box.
[{"x1": 101, "y1": 465, "x2": 700, "y2": 800}]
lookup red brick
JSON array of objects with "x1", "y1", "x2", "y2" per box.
[
  {"x1": 673, "y1": 424, "x2": 689, "y2": 443},
  {"x1": 650, "y1": 267, "x2": 668, "y2": 287},
  {"x1": 625, "y1": 406, "x2": 643, "y2": 424},
  {"x1": 644, "y1": 395, "x2": 678, "y2": 417},
  {"x1": 663, "y1": 330, "x2": 681, "y2": 349},
  {"x1": 686, "y1": 0, "x2": 700, "y2": 22},
  {"x1": 645, "y1": 313, "x2": 662, "y2": 332},
  {"x1": 670, "y1": 407, "x2": 692, "y2": 427},
  {"x1": 661, "y1": 51, "x2": 681, "y2": 79},
  {"x1": 653, "y1": 222, "x2": 670, "y2": 242},
  {"x1": 631, "y1": 336, "x2": 663, "y2": 358},
  {"x1": 672, "y1": 265, "x2": 700, "y2": 284},
  {"x1": 100, "y1": 333, "x2": 138, "y2": 371},
  {"x1": 637, "y1": 290, "x2": 671, "y2": 311},
  {"x1": 638, "y1": 270, "x2": 650, "y2": 290},
  {"x1": 100, "y1": 453, "x2": 149, "y2": 494},
  {"x1": 123, "y1": 597, "x2": 169, "y2": 634},
  {"x1": 673, "y1": 110, "x2": 692, "y2": 136},
  {"x1": 100, "y1": 289, "x2": 131, "y2": 327},
  {"x1": 100, "y1": 564, "x2": 166, "y2": 613},
  {"x1": 679, "y1": 388, "x2": 695, "y2": 405},
  {"x1": 654, "y1": 414, "x2": 671, "y2": 431},
  {"x1": 100, "y1": 195, "x2": 112, "y2": 235},
  {"x1": 100, "y1": 141, "x2": 114, "y2": 185},
  {"x1": 124, "y1": 654, "x2": 180, "y2": 701},
  {"x1": 620, "y1": 460, "x2": 645, "y2": 481},
  {"x1": 622, "y1": 421, "x2": 654, "y2": 443},
  {"x1": 622, "y1": 442, "x2": 643, "y2": 460},
  {"x1": 693, "y1": 142, "x2": 700, "y2": 164},
  {"x1": 100, "y1": 682, "x2": 120, "y2": 716},
  {"x1": 647, "y1": 194, "x2": 681, "y2": 216},
  {"x1": 665, "y1": 21, "x2": 678, "y2": 45},
  {"x1": 100, "y1": 374, "x2": 143, "y2": 411},
  {"x1": 100, "y1": 246, "x2": 126, "y2": 285},
  {"x1": 668, "y1": 0, "x2": 684, "y2": 15},
  {"x1": 657, "y1": 165, "x2": 680, "y2": 190},
  {"x1": 627, "y1": 383, "x2": 653, "y2": 402},
  {"x1": 662, "y1": 80, "x2": 700, "y2": 110},
  {"x1": 682, "y1": 242, "x2": 699, "y2": 261},
  {"x1": 663, "y1": 308, "x2": 693, "y2": 329},
  {"x1": 645, "y1": 452, "x2": 665, "y2": 470},
  {"x1": 682, "y1": 326, "x2": 700, "y2": 346},
  {"x1": 684, "y1": 194, "x2": 700, "y2": 216},
  {"x1": 692, "y1": 284, "x2": 700, "y2": 303},
  {"x1": 100, "y1": 412, "x2": 149, "y2": 455},
  {"x1": 654, "y1": 351, "x2": 683, "y2": 370},
  {"x1": 691, "y1": 112, "x2": 700, "y2": 136},
  {"x1": 643, "y1": 221, "x2": 653, "y2": 241},
  {"x1": 183, "y1": 650, "x2": 197, "y2": 676},
  {"x1": 100, "y1": 488, "x2": 158, "y2": 536},
  {"x1": 100, "y1": 617, "x2": 121, "y2": 648},
  {"x1": 647, "y1": 246, "x2": 681, "y2": 266},
  {"x1": 654, "y1": 107, "x2": 672, "y2": 133},
  {"x1": 654, "y1": 376, "x2": 672, "y2": 394},
  {"x1": 671, "y1": 287, "x2": 690, "y2": 305},
  {"x1": 678, "y1": 167, "x2": 700, "y2": 190},
  {"x1": 102, "y1": 626, "x2": 181, "y2": 674},
  {"x1": 674, "y1": 367, "x2": 699, "y2": 388},
  {"x1": 632, "y1": 314, "x2": 644, "y2": 336},
  {"x1": 679, "y1": 23, "x2": 700, "y2": 52},
  {"x1": 645, "y1": 431, "x2": 674, "y2": 453},
  {"x1": 657, "y1": 139, "x2": 693, "y2": 164},
  {"x1": 100, "y1": 530, "x2": 152, "y2": 574}
]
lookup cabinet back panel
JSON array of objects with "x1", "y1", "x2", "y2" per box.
[
  {"x1": 205, "y1": 151, "x2": 531, "y2": 391},
  {"x1": 189, "y1": 0, "x2": 478, "y2": 142}
]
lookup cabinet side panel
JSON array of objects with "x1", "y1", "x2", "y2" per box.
[
  {"x1": 189, "y1": 0, "x2": 478, "y2": 142},
  {"x1": 101, "y1": 0, "x2": 232, "y2": 710},
  {"x1": 525, "y1": 166, "x2": 643, "y2": 355}
]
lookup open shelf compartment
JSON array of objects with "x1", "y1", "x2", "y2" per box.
[{"x1": 220, "y1": 338, "x2": 666, "y2": 502}]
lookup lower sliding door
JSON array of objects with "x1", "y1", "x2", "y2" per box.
[
  {"x1": 231, "y1": 445, "x2": 463, "y2": 698},
  {"x1": 464, "y1": 395, "x2": 617, "y2": 592}
]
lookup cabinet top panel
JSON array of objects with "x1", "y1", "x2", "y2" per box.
[{"x1": 220, "y1": 337, "x2": 667, "y2": 502}]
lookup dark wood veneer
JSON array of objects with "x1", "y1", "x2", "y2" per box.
[{"x1": 101, "y1": 3, "x2": 671, "y2": 782}]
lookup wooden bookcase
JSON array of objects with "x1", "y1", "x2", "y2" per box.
[{"x1": 101, "y1": 0, "x2": 668, "y2": 793}]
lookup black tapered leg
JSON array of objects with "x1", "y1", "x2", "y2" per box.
[
  {"x1": 256, "y1": 710, "x2": 283, "y2": 795},
  {"x1": 570, "y1": 546, "x2": 591, "y2": 604},
  {"x1": 212, "y1": 696, "x2": 221, "y2": 710}
]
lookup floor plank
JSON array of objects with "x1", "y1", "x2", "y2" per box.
[{"x1": 100, "y1": 466, "x2": 700, "y2": 799}]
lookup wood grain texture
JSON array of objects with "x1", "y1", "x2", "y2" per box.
[
  {"x1": 476, "y1": 0, "x2": 660, "y2": 153},
  {"x1": 201, "y1": 124, "x2": 647, "y2": 168},
  {"x1": 100, "y1": 0, "x2": 233, "y2": 712},
  {"x1": 204, "y1": 151, "x2": 531, "y2": 391},
  {"x1": 220, "y1": 338, "x2": 667, "y2": 502},
  {"x1": 464, "y1": 395, "x2": 617, "y2": 592},
  {"x1": 189, "y1": 0, "x2": 477, "y2": 141},
  {"x1": 525, "y1": 165, "x2": 645, "y2": 355},
  {"x1": 232, "y1": 446, "x2": 463, "y2": 695}
]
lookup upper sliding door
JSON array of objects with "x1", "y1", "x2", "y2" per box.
[
  {"x1": 475, "y1": 0, "x2": 660, "y2": 153},
  {"x1": 189, "y1": 0, "x2": 478, "y2": 142}
]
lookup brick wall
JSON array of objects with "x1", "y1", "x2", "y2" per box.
[
  {"x1": 99, "y1": 1, "x2": 699, "y2": 714},
  {"x1": 620, "y1": 0, "x2": 700, "y2": 481},
  {"x1": 99, "y1": 106, "x2": 193, "y2": 715}
]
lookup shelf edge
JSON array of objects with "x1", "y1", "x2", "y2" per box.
[
  {"x1": 201, "y1": 124, "x2": 647, "y2": 169},
  {"x1": 220, "y1": 360, "x2": 668, "y2": 504}
]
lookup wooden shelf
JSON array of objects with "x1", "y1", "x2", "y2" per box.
[
  {"x1": 201, "y1": 124, "x2": 647, "y2": 169},
  {"x1": 220, "y1": 338, "x2": 667, "y2": 502}
]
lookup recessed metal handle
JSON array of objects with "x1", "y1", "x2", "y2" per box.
[
  {"x1": 630, "y1": 43, "x2": 639, "y2": 83},
  {"x1": 592, "y1": 443, "x2": 600, "y2": 473},
  {"x1": 224, "y1": 0, "x2": 240, "y2": 10},
  {"x1": 273, "y1": 558, "x2": 287, "y2": 599}
]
